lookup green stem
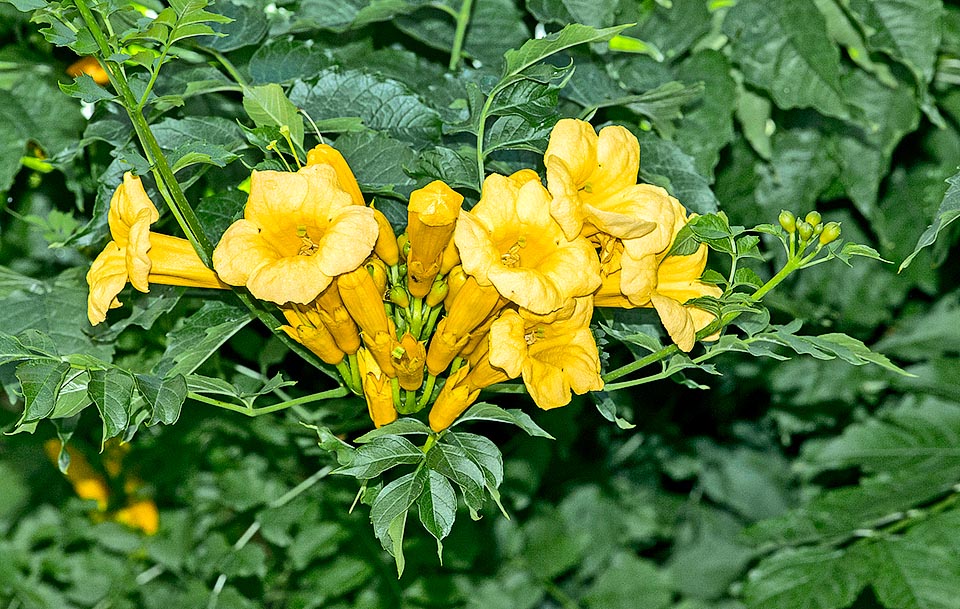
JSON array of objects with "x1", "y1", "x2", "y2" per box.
[
  {"x1": 137, "y1": 46, "x2": 170, "y2": 110},
  {"x1": 269, "y1": 465, "x2": 333, "y2": 508},
  {"x1": 188, "y1": 386, "x2": 349, "y2": 417},
  {"x1": 422, "y1": 304, "x2": 442, "y2": 339},
  {"x1": 421, "y1": 434, "x2": 437, "y2": 453},
  {"x1": 208, "y1": 48, "x2": 249, "y2": 87},
  {"x1": 474, "y1": 82, "x2": 502, "y2": 190},
  {"x1": 448, "y1": 0, "x2": 475, "y2": 71},
  {"x1": 417, "y1": 373, "x2": 437, "y2": 409},
  {"x1": 348, "y1": 353, "x2": 363, "y2": 396}
]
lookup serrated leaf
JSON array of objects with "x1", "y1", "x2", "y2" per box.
[
  {"x1": 154, "y1": 300, "x2": 251, "y2": 377},
  {"x1": 354, "y1": 418, "x2": 433, "y2": 443},
  {"x1": 16, "y1": 359, "x2": 70, "y2": 421},
  {"x1": 804, "y1": 398, "x2": 960, "y2": 474},
  {"x1": 289, "y1": 69, "x2": 441, "y2": 146},
  {"x1": 417, "y1": 470, "x2": 456, "y2": 560},
  {"x1": 59, "y1": 74, "x2": 115, "y2": 104},
  {"x1": 442, "y1": 432, "x2": 505, "y2": 490},
  {"x1": 248, "y1": 39, "x2": 328, "y2": 84},
  {"x1": 848, "y1": 0, "x2": 943, "y2": 87},
  {"x1": 452, "y1": 402, "x2": 554, "y2": 438},
  {"x1": 590, "y1": 391, "x2": 636, "y2": 430},
  {"x1": 195, "y1": 1, "x2": 266, "y2": 51},
  {"x1": 412, "y1": 147, "x2": 479, "y2": 191},
  {"x1": 88, "y1": 368, "x2": 135, "y2": 443},
  {"x1": 334, "y1": 435, "x2": 424, "y2": 479},
  {"x1": 370, "y1": 468, "x2": 426, "y2": 554},
  {"x1": 333, "y1": 130, "x2": 416, "y2": 197},
  {"x1": 136, "y1": 373, "x2": 188, "y2": 426},
  {"x1": 425, "y1": 442, "x2": 486, "y2": 515},
  {"x1": 51, "y1": 370, "x2": 91, "y2": 420},
  {"x1": 503, "y1": 23, "x2": 629, "y2": 77},
  {"x1": 634, "y1": 129, "x2": 719, "y2": 215},
  {"x1": 242, "y1": 83, "x2": 305, "y2": 152},
  {"x1": 901, "y1": 171, "x2": 960, "y2": 271},
  {"x1": 723, "y1": 0, "x2": 849, "y2": 119},
  {"x1": 0, "y1": 331, "x2": 30, "y2": 366},
  {"x1": 743, "y1": 547, "x2": 865, "y2": 609},
  {"x1": 855, "y1": 536, "x2": 960, "y2": 609}
]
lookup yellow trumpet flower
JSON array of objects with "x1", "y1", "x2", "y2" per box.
[
  {"x1": 212, "y1": 164, "x2": 378, "y2": 305},
  {"x1": 357, "y1": 347, "x2": 398, "y2": 428},
  {"x1": 455, "y1": 171, "x2": 600, "y2": 316},
  {"x1": 86, "y1": 173, "x2": 226, "y2": 325},
  {"x1": 338, "y1": 267, "x2": 399, "y2": 376},
  {"x1": 407, "y1": 180, "x2": 464, "y2": 298}
]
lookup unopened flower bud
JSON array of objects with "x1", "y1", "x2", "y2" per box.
[
  {"x1": 372, "y1": 209, "x2": 399, "y2": 266},
  {"x1": 798, "y1": 221, "x2": 814, "y2": 241},
  {"x1": 366, "y1": 258, "x2": 388, "y2": 296},
  {"x1": 805, "y1": 211, "x2": 822, "y2": 227},
  {"x1": 779, "y1": 210, "x2": 796, "y2": 233},
  {"x1": 388, "y1": 285, "x2": 410, "y2": 308},
  {"x1": 813, "y1": 223, "x2": 824, "y2": 238},
  {"x1": 819, "y1": 221, "x2": 841, "y2": 245},
  {"x1": 397, "y1": 233, "x2": 409, "y2": 261},
  {"x1": 425, "y1": 278, "x2": 448, "y2": 308}
]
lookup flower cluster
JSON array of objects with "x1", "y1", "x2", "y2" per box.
[{"x1": 86, "y1": 119, "x2": 719, "y2": 432}]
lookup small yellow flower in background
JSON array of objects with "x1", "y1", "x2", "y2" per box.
[
  {"x1": 212, "y1": 164, "x2": 378, "y2": 305},
  {"x1": 407, "y1": 180, "x2": 463, "y2": 298},
  {"x1": 357, "y1": 347, "x2": 398, "y2": 428},
  {"x1": 43, "y1": 439, "x2": 158, "y2": 535},
  {"x1": 488, "y1": 297, "x2": 603, "y2": 410},
  {"x1": 87, "y1": 173, "x2": 226, "y2": 325},
  {"x1": 545, "y1": 118, "x2": 658, "y2": 241},
  {"x1": 67, "y1": 56, "x2": 109, "y2": 85},
  {"x1": 455, "y1": 171, "x2": 600, "y2": 316}
]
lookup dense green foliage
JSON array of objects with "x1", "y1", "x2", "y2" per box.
[{"x1": 1, "y1": 0, "x2": 959, "y2": 607}]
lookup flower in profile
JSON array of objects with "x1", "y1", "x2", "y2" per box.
[
  {"x1": 544, "y1": 118, "x2": 659, "y2": 241},
  {"x1": 338, "y1": 267, "x2": 399, "y2": 376},
  {"x1": 455, "y1": 171, "x2": 600, "y2": 316},
  {"x1": 212, "y1": 164, "x2": 378, "y2": 305},
  {"x1": 594, "y1": 196, "x2": 721, "y2": 352},
  {"x1": 487, "y1": 297, "x2": 603, "y2": 409},
  {"x1": 357, "y1": 347, "x2": 398, "y2": 428},
  {"x1": 87, "y1": 173, "x2": 226, "y2": 325}
]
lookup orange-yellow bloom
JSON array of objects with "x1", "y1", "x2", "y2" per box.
[
  {"x1": 357, "y1": 347, "x2": 398, "y2": 428},
  {"x1": 338, "y1": 267, "x2": 399, "y2": 376},
  {"x1": 544, "y1": 118, "x2": 660, "y2": 242},
  {"x1": 488, "y1": 298, "x2": 602, "y2": 409},
  {"x1": 280, "y1": 304, "x2": 345, "y2": 365},
  {"x1": 455, "y1": 172, "x2": 600, "y2": 315},
  {"x1": 393, "y1": 333, "x2": 426, "y2": 391},
  {"x1": 212, "y1": 164, "x2": 378, "y2": 305},
  {"x1": 595, "y1": 198, "x2": 721, "y2": 352},
  {"x1": 425, "y1": 276, "x2": 501, "y2": 375},
  {"x1": 67, "y1": 56, "x2": 109, "y2": 85},
  {"x1": 87, "y1": 173, "x2": 226, "y2": 325},
  {"x1": 406, "y1": 180, "x2": 463, "y2": 298},
  {"x1": 306, "y1": 144, "x2": 365, "y2": 207}
]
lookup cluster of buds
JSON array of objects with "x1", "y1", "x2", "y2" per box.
[
  {"x1": 87, "y1": 119, "x2": 724, "y2": 433},
  {"x1": 779, "y1": 209, "x2": 842, "y2": 250}
]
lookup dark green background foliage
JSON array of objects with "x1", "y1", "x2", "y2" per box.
[{"x1": 1, "y1": 0, "x2": 960, "y2": 607}]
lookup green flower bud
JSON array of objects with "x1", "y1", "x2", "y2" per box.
[
  {"x1": 798, "y1": 221, "x2": 814, "y2": 242},
  {"x1": 425, "y1": 278, "x2": 448, "y2": 307},
  {"x1": 805, "y1": 211, "x2": 822, "y2": 227},
  {"x1": 397, "y1": 233, "x2": 410, "y2": 261},
  {"x1": 779, "y1": 210, "x2": 796, "y2": 233},
  {"x1": 813, "y1": 223, "x2": 824, "y2": 237},
  {"x1": 388, "y1": 285, "x2": 410, "y2": 308},
  {"x1": 819, "y1": 221, "x2": 841, "y2": 245}
]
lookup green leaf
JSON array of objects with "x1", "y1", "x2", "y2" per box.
[
  {"x1": 854, "y1": 536, "x2": 960, "y2": 609},
  {"x1": 412, "y1": 147, "x2": 480, "y2": 191},
  {"x1": 674, "y1": 50, "x2": 737, "y2": 179},
  {"x1": 742, "y1": 547, "x2": 865, "y2": 609},
  {"x1": 442, "y1": 432, "x2": 504, "y2": 491},
  {"x1": 248, "y1": 39, "x2": 328, "y2": 84},
  {"x1": 370, "y1": 468, "x2": 427, "y2": 556},
  {"x1": 136, "y1": 373, "x2": 188, "y2": 426},
  {"x1": 900, "y1": 171, "x2": 960, "y2": 271},
  {"x1": 51, "y1": 370, "x2": 92, "y2": 420},
  {"x1": 631, "y1": 0, "x2": 712, "y2": 60},
  {"x1": 503, "y1": 23, "x2": 629, "y2": 78},
  {"x1": 417, "y1": 470, "x2": 457, "y2": 560},
  {"x1": 582, "y1": 552, "x2": 673, "y2": 609},
  {"x1": 334, "y1": 435, "x2": 424, "y2": 479},
  {"x1": 195, "y1": 1, "x2": 267, "y2": 52},
  {"x1": 289, "y1": 69, "x2": 442, "y2": 146},
  {"x1": 634, "y1": 130, "x2": 719, "y2": 215},
  {"x1": 848, "y1": 0, "x2": 943, "y2": 87},
  {"x1": 353, "y1": 418, "x2": 433, "y2": 443},
  {"x1": 242, "y1": 83, "x2": 305, "y2": 152},
  {"x1": 333, "y1": 130, "x2": 416, "y2": 197},
  {"x1": 804, "y1": 398, "x2": 960, "y2": 475},
  {"x1": 154, "y1": 300, "x2": 251, "y2": 377},
  {"x1": 452, "y1": 402, "x2": 554, "y2": 438},
  {"x1": 58, "y1": 74, "x2": 115, "y2": 104},
  {"x1": 88, "y1": 368, "x2": 135, "y2": 443},
  {"x1": 0, "y1": 331, "x2": 30, "y2": 366},
  {"x1": 756, "y1": 129, "x2": 838, "y2": 213},
  {"x1": 16, "y1": 359, "x2": 70, "y2": 422},
  {"x1": 426, "y1": 442, "x2": 486, "y2": 515},
  {"x1": 723, "y1": 0, "x2": 849, "y2": 119}
]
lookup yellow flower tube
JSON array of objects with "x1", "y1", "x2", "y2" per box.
[
  {"x1": 338, "y1": 267, "x2": 399, "y2": 376},
  {"x1": 357, "y1": 348, "x2": 398, "y2": 428},
  {"x1": 406, "y1": 180, "x2": 464, "y2": 298},
  {"x1": 306, "y1": 143, "x2": 365, "y2": 207},
  {"x1": 86, "y1": 173, "x2": 226, "y2": 326}
]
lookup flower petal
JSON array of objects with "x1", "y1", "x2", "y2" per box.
[
  {"x1": 86, "y1": 242, "x2": 128, "y2": 325},
  {"x1": 314, "y1": 205, "x2": 378, "y2": 277},
  {"x1": 247, "y1": 254, "x2": 333, "y2": 305},
  {"x1": 650, "y1": 292, "x2": 696, "y2": 352},
  {"x1": 108, "y1": 173, "x2": 159, "y2": 247},
  {"x1": 212, "y1": 219, "x2": 278, "y2": 287},
  {"x1": 487, "y1": 311, "x2": 526, "y2": 378}
]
